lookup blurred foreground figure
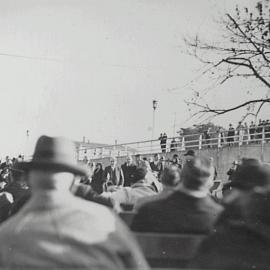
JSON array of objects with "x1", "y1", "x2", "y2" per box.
[
  {"x1": 0, "y1": 136, "x2": 148, "y2": 270},
  {"x1": 131, "y1": 156, "x2": 223, "y2": 233},
  {"x1": 192, "y1": 160, "x2": 270, "y2": 269}
]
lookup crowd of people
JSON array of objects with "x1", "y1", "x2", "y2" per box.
[
  {"x1": 158, "y1": 119, "x2": 270, "y2": 152},
  {"x1": 0, "y1": 135, "x2": 269, "y2": 269}
]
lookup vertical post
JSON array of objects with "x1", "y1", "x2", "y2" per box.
[{"x1": 151, "y1": 100, "x2": 158, "y2": 152}]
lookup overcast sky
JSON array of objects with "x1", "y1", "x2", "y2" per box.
[{"x1": 0, "y1": 0, "x2": 268, "y2": 158}]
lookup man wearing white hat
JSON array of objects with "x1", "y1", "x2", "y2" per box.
[{"x1": 0, "y1": 135, "x2": 148, "y2": 270}]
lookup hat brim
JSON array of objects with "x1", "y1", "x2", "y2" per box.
[{"x1": 16, "y1": 161, "x2": 87, "y2": 176}]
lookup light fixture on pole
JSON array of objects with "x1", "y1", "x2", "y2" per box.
[{"x1": 151, "y1": 100, "x2": 158, "y2": 151}]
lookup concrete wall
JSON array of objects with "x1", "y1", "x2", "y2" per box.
[{"x1": 89, "y1": 143, "x2": 270, "y2": 182}]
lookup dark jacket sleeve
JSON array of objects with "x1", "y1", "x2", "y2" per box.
[{"x1": 131, "y1": 205, "x2": 151, "y2": 232}]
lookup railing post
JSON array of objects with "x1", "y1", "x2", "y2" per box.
[
  {"x1": 199, "y1": 134, "x2": 202, "y2": 150},
  {"x1": 218, "y1": 133, "x2": 221, "y2": 148},
  {"x1": 181, "y1": 136, "x2": 185, "y2": 151}
]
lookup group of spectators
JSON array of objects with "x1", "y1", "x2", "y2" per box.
[
  {"x1": 226, "y1": 118, "x2": 270, "y2": 144},
  {"x1": 0, "y1": 135, "x2": 269, "y2": 269},
  {"x1": 158, "y1": 119, "x2": 270, "y2": 152}
]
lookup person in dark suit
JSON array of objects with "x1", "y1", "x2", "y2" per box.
[
  {"x1": 150, "y1": 154, "x2": 160, "y2": 173},
  {"x1": 91, "y1": 163, "x2": 104, "y2": 194},
  {"x1": 103, "y1": 157, "x2": 124, "y2": 188},
  {"x1": 121, "y1": 156, "x2": 137, "y2": 187},
  {"x1": 131, "y1": 156, "x2": 223, "y2": 234}
]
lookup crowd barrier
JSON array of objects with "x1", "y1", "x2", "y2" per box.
[{"x1": 77, "y1": 125, "x2": 270, "y2": 161}]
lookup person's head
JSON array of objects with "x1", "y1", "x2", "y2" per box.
[
  {"x1": 16, "y1": 135, "x2": 87, "y2": 193},
  {"x1": 184, "y1": 149, "x2": 195, "y2": 162},
  {"x1": 161, "y1": 167, "x2": 181, "y2": 188},
  {"x1": 172, "y1": 154, "x2": 179, "y2": 163},
  {"x1": 160, "y1": 156, "x2": 165, "y2": 163},
  {"x1": 126, "y1": 155, "x2": 132, "y2": 165},
  {"x1": 153, "y1": 153, "x2": 160, "y2": 162},
  {"x1": 181, "y1": 156, "x2": 212, "y2": 192},
  {"x1": 110, "y1": 157, "x2": 117, "y2": 167},
  {"x1": 251, "y1": 121, "x2": 254, "y2": 124},
  {"x1": 141, "y1": 160, "x2": 152, "y2": 172},
  {"x1": 10, "y1": 163, "x2": 27, "y2": 186},
  {"x1": 96, "y1": 163, "x2": 102, "y2": 170},
  {"x1": 132, "y1": 167, "x2": 148, "y2": 185},
  {"x1": 229, "y1": 123, "x2": 232, "y2": 127},
  {"x1": 231, "y1": 158, "x2": 270, "y2": 191}
]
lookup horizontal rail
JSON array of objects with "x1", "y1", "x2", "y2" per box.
[{"x1": 78, "y1": 127, "x2": 270, "y2": 161}]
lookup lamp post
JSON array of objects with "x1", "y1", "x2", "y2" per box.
[{"x1": 151, "y1": 100, "x2": 158, "y2": 152}]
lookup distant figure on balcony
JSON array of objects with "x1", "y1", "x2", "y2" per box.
[
  {"x1": 103, "y1": 157, "x2": 124, "y2": 189},
  {"x1": 249, "y1": 121, "x2": 256, "y2": 142},
  {"x1": 265, "y1": 119, "x2": 270, "y2": 142},
  {"x1": 204, "y1": 128, "x2": 211, "y2": 148},
  {"x1": 256, "y1": 119, "x2": 264, "y2": 141},
  {"x1": 170, "y1": 138, "x2": 177, "y2": 152},
  {"x1": 227, "y1": 124, "x2": 235, "y2": 146},
  {"x1": 159, "y1": 133, "x2": 167, "y2": 153}
]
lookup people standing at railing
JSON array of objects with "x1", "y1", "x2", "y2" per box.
[
  {"x1": 256, "y1": 119, "x2": 264, "y2": 141},
  {"x1": 121, "y1": 155, "x2": 137, "y2": 187},
  {"x1": 265, "y1": 119, "x2": 270, "y2": 142},
  {"x1": 170, "y1": 137, "x2": 177, "y2": 152},
  {"x1": 159, "y1": 133, "x2": 167, "y2": 153},
  {"x1": 103, "y1": 157, "x2": 124, "y2": 190},
  {"x1": 203, "y1": 128, "x2": 211, "y2": 148},
  {"x1": 249, "y1": 121, "x2": 256, "y2": 142},
  {"x1": 227, "y1": 124, "x2": 235, "y2": 146}
]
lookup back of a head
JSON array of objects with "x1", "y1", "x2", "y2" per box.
[
  {"x1": 232, "y1": 158, "x2": 270, "y2": 190},
  {"x1": 181, "y1": 156, "x2": 212, "y2": 191},
  {"x1": 132, "y1": 167, "x2": 147, "y2": 184},
  {"x1": 161, "y1": 167, "x2": 181, "y2": 188}
]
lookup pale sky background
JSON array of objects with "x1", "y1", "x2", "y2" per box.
[{"x1": 0, "y1": 0, "x2": 269, "y2": 158}]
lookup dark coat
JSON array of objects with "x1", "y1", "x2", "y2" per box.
[
  {"x1": 91, "y1": 168, "x2": 104, "y2": 194},
  {"x1": 121, "y1": 163, "x2": 137, "y2": 187},
  {"x1": 103, "y1": 166, "x2": 124, "y2": 186},
  {"x1": 131, "y1": 190, "x2": 223, "y2": 234},
  {"x1": 192, "y1": 191, "x2": 270, "y2": 270}
]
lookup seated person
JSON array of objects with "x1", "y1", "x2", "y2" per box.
[
  {"x1": 131, "y1": 156, "x2": 223, "y2": 233},
  {"x1": 135, "y1": 166, "x2": 181, "y2": 210},
  {"x1": 102, "y1": 167, "x2": 157, "y2": 209},
  {"x1": 192, "y1": 187, "x2": 270, "y2": 269}
]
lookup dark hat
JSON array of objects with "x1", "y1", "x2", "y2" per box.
[
  {"x1": 184, "y1": 149, "x2": 195, "y2": 156},
  {"x1": 17, "y1": 135, "x2": 87, "y2": 176},
  {"x1": 231, "y1": 159, "x2": 270, "y2": 190}
]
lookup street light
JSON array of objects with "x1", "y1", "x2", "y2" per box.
[{"x1": 151, "y1": 100, "x2": 158, "y2": 151}]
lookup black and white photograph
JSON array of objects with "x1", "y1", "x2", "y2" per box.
[{"x1": 0, "y1": 0, "x2": 270, "y2": 269}]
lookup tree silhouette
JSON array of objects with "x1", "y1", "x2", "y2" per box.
[{"x1": 184, "y1": 0, "x2": 270, "y2": 121}]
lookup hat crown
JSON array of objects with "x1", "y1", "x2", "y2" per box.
[{"x1": 33, "y1": 136, "x2": 76, "y2": 164}]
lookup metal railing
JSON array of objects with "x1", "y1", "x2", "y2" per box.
[{"x1": 77, "y1": 126, "x2": 270, "y2": 161}]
